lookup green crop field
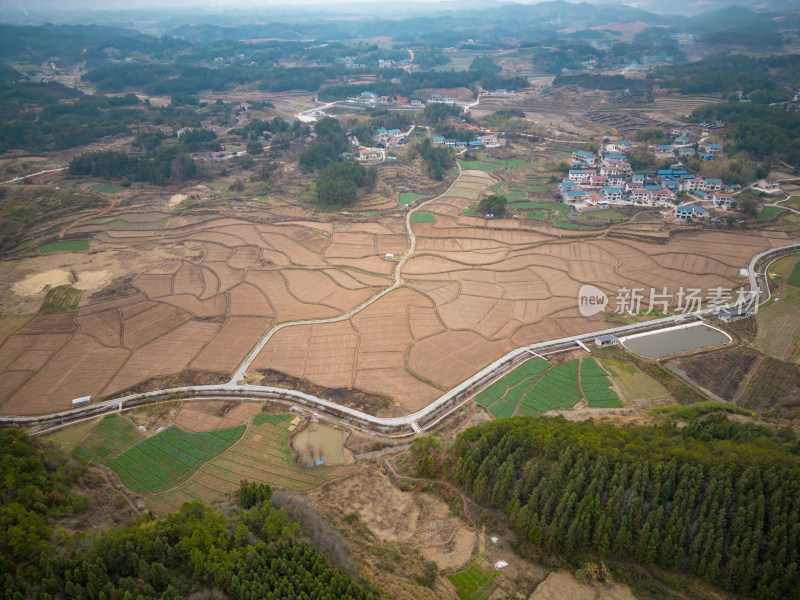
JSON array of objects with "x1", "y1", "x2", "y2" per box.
[
  {"x1": 580, "y1": 358, "x2": 623, "y2": 408},
  {"x1": 518, "y1": 360, "x2": 581, "y2": 416},
  {"x1": 39, "y1": 286, "x2": 82, "y2": 314},
  {"x1": 38, "y1": 240, "x2": 89, "y2": 254},
  {"x1": 73, "y1": 414, "x2": 145, "y2": 464},
  {"x1": 474, "y1": 358, "x2": 551, "y2": 418},
  {"x1": 146, "y1": 414, "x2": 356, "y2": 514},
  {"x1": 399, "y1": 192, "x2": 427, "y2": 205},
  {"x1": 487, "y1": 182, "x2": 503, "y2": 192},
  {"x1": 576, "y1": 209, "x2": 627, "y2": 222},
  {"x1": 787, "y1": 258, "x2": 800, "y2": 287},
  {"x1": 410, "y1": 211, "x2": 436, "y2": 222},
  {"x1": 758, "y1": 205, "x2": 785, "y2": 220},
  {"x1": 447, "y1": 556, "x2": 500, "y2": 600},
  {"x1": 108, "y1": 425, "x2": 245, "y2": 494}
]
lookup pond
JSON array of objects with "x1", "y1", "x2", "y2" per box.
[
  {"x1": 291, "y1": 421, "x2": 353, "y2": 467},
  {"x1": 620, "y1": 323, "x2": 731, "y2": 359}
]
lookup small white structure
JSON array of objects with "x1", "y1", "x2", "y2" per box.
[
  {"x1": 739, "y1": 268, "x2": 749, "y2": 277},
  {"x1": 594, "y1": 335, "x2": 618, "y2": 348},
  {"x1": 385, "y1": 253, "x2": 394, "y2": 260},
  {"x1": 72, "y1": 395, "x2": 91, "y2": 407}
]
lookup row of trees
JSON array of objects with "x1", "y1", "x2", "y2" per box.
[
  {"x1": 1, "y1": 429, "x2": 376, "y2": 600},
  {"x1": 416, "y1": 415, "x2": 799, "y2": 599},
  {"x1": 418, "y1": 138, "x2": 455, "y2": 181},
  {"x1": 69, "y1": 148, "x2": 198, "y2": 186},
  {"x1": 315, "y1": 162, "x2": 377, "y2": 206}
]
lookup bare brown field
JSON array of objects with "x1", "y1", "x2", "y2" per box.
[{"x1": 0, "y1": 157, "x2": 793, "y2": 417}]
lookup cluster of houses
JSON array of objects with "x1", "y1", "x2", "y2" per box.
[
  {"x1": 559, "y1": 140, "x2": 749, "y2": 221},
  {"x1": 373, "y1": 128, "x2": 409, "y2": 148},
  {"x1": 350, "y1": 91, "x2": 423, "y2": 108},
  {"x1": 432, "y1": 133, "x2": 507, "y2": 149}
]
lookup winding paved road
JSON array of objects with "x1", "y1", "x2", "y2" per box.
[{"x1": 6, "y1": 167, "x2": 800, "y2": 436}]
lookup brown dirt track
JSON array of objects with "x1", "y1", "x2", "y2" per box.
[{"x1": 0, "y1": 167, "x2": 794, "y2": 416}]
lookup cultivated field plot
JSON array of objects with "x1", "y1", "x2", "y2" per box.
[
  {"x1": 475, "y1": 357, "x2": 627, "y2": 418},
  {"x1": 754, "y1": 295, "x2": 800, "y2": 363},
  {"x1": 146, "y1": 413, "x2": 356, "y2": 515},
  {"x1": 0, "y1": 161, "x2": 791, "y2": 417},
  {"x1": 579, "y1": 358, "x2": 623, "y2": 408},
  {"x1": 600, "y1": 359, "x2": 672, "y2": 408},
  {"x1": 107, "y1": 424, "x2": 245, "y2": 494},
  {"x1": 447, "y1": 555, "x2": 500, "y2": 600},
  {"x1": 73, "y1": 413, "x2": 144, "y2": 463}
]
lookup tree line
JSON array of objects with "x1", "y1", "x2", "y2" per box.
[
  {"x1": 415, "y1": 414, "x2": 799, "y2": 599},
  {"x1": 69, "y1": 148, "x2": 198, "y2": 186},
  {"x1": 1, "y1": 429, "x2": 377, "y2": 600}
]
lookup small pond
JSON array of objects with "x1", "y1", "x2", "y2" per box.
[
  {"x1": 620, "y1": 324, "x2": 730, "y2": 359},
  {"x1": 291, "y1": 422, "x2": 353, "y2": 467}
]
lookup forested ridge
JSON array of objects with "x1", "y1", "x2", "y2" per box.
[
  {"x1": 1, "y1": 430, "x2": 375, "y2": 600},
  {"x1": 417, "y1": 415, "x2": 800, "y2": 599}
]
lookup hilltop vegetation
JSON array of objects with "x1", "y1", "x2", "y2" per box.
[
  {"x1": 0, "y1": 429, "x2": 375, "y2": 600},
  {"x1": 415, "y1": 416, "x2": 800, "y2": 599}
]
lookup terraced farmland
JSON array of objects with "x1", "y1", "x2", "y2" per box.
[
  {"x1": 476, "y1": 357, "x2": 628, "y2": 417},
  {"x1": 580, "y1": 358, "x2": 623, "y2": 408},
  {"x1": 517, "y1": 360, "x2": 581, "y2": 416},
  {"x1": 145, "y1": 413, "x2": 357, "y2": 515},
  {"x1": 447, "y1": 555, "x2": 500, "y2": 600},
  {"x1": 73, "y1": 414, "x2": 144, "y2": 463},
  {"x1": 108, "y1": 425, "x2": 245, "y2": 494}
]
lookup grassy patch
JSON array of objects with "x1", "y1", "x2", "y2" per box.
[
  {"x1": 600, "y1": 359, "x2": 671, "y2": 407},
  {"x1": 39, "y1": 286, "x2": 81, "y2": 314},
  {"x1": 252, "y1": 413, "x2": 293, "y2": 426},
  {"x1": 0, "y1": 314, "x2": 33, "y2": 345},
  {"x1": 410, "y1": 212, "x2": 436, "y2": 223},
  {"x1": 38, "y1": 240, "x2": 89, "y2": 254},
  {"x1": 787, "y1": 257, "x2": 800, "y2": 287},
  {"x1": 399, "y1": 192, "x2": 427, "y2": 205},
  {"x1": 648, "y1": 401, "x2": 753, "y2": 420},
  {"x1": 446, "y1": 556, "x2": 499, "y2": 600},
  {"x1": 758, "y1": 205, "x2": 785, "y2": 220},
  {"x1": 580, "y1": 358, "x2": 623, "y2": 408},
  {"x1": 474, "y1": 358, "x2": 552, "y2": 418},
  {"x1": 576, "y1": 209, "x2": 627, "y2": 222},
  {"x1": 108, "y1": 425, "x2": 245, "y2": 494},
  {"x1": 73, "y1": 414, "x2": 145, "y2": 463},
  {"x1": 42, "y1": 419, "x2": 98, "y2": 453}
]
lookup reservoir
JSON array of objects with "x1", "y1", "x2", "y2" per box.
[{"x1": 620, "y1": 323, "x2": 731, "y2": 359}]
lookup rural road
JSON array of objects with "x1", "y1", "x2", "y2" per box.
[
  {"x1": 1, "y1": 166, "x2": 66, "y2": 185},
  {"x1": 230, "y1": 162, "x2": 464, "y2": 383},
  {"x1": 7, "y1": 168, "x2": 800, "y2": 436}
]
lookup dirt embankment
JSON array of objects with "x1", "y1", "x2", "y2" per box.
[{"x1": 257, "y1": 368, "x2": 406, "y2": 417}]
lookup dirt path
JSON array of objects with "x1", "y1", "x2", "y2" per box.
[
  {"x1": 382, "y1": 454, "x2": 480, "y2": 529},
  {"x1": 59, "y1": 195, "x2": 117, "y2": 239},
  {"x1": 95, "y1": 466, "x2": 143, "y2": 515}
]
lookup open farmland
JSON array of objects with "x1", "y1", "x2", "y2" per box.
[
  {"x1": 146, "y1": 413, "x2": 358, "y2": 515},
  {"x1": 107, "y1": 424, "x2": 244, "y2": 494},
  {"x1": 600, "y1": 359, "x2": 672, "y2": 408},
  {"x1": 474, "y1": 357, "x2": 625, "y2": 418},
  {"x1": 579, "y1": 358, "x2": 623, "y2": 408},
  {"x1": 73, "y1": 413, "x2": 144, "y2": 463},
  {"x1": 0, "y1": 162, "x2": 791, "y2": 418}
]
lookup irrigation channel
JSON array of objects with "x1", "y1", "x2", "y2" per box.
[{"x1": 6, "y1": 192, "x2": 800, "y2": 437}]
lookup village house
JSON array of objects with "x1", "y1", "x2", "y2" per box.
[
  {"x1": 675, "y1": 204, "x2": 708, "y2": 221},
  {"x1": 562, "y1": 189, "x2": 587, "y2": 203},
  {"x1": 602, "y1": 187, "x2": 622, "y2": 202},
  {"x1": 705, "y1": 178, "x2": 723, "y2": 191},
  {"x1": 703, "y1": 142, "x2": 724, "y2": 156},
  {"x1": 572, "y1": 150, "x2": 595, "y2": 165},
  {"x1": 754, "y1": 179, "x2": 781, "y2": 192},
  {"x1": 568, "y1": 169, "x2": 596, "y2": 183},
  {"x1": 713, "y1": 192, "x2": 733, "y2": 207}
]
